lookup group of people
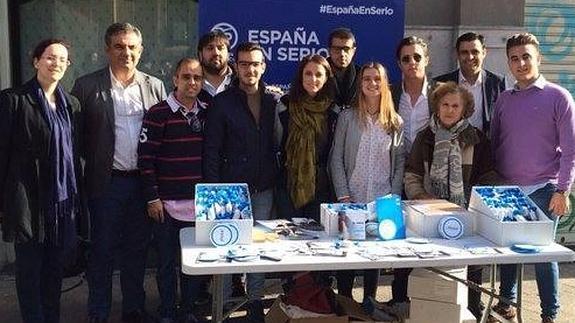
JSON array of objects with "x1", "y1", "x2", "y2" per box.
[{"x1": 0, "y1": 21, "x2": 573, "y2": 323}]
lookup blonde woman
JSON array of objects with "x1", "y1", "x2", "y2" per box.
[{"x1": 330, "y1": 62, "x2": 405, "y2": 303}]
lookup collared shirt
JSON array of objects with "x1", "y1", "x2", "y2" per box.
[
  {"x1": 202, "y1": 66, "x2": 234, "y2": 97},
  {"x1": 398, "y1": 78, "x2": 430, "y2": 152},
  {"x1": 459, "y1": 69, "x2": 485, "y2": 131},
  {"x1": 492, "y1": 75, "x2": 575, "y2": 192},
  {"x1": 110, "y1": 68, "x2": 144, "y2": 171},
  {"x1": 349, "y1": 117, "x2": 392, "y2": 203}
]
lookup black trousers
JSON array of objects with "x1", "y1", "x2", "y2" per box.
[{"x1": 14, "y1": 241, "x2": 67, "y2": 323}]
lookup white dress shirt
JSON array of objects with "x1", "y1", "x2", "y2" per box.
[
  {"x1": 459, "y1": 69, "x2": 485, "y2": 131},
  {"x1": 110, "y1": 69, "x2": 144, "y2": 171},
  {"x1": 398, "y1": 79, "x2": 430, "y2": 152},
  {"x1": 202, "y1": 66, "x2": 234, "y2": 97}
]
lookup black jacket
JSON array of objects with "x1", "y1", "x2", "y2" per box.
[
  {"x1": 433, "y1": 69, "x2": 505, "y2": 134},
  {"x1": 0, "y1": 79, "x2": 87, "y2": 243},
  {"x1": 203, "y1": 81, "x2": 280, "y2": 193}
]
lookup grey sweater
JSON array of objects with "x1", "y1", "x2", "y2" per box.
[{"x1": 329, "y1": 109, "x2": 406, "y2": 200}]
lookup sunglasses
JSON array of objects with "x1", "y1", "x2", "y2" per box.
[{"x1": 400, "y1": 53, "x2": 423, "y2": 64}]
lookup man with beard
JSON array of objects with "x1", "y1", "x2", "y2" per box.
[
  {"x1": 327, "y1": 28, "x2": 360, "y2": 108},
  {"x1": 198, "y1": 30, "x2": 234, "y2": 99},
  {"x1": 203, "y1": 42, "x2": 279, "y2": 323},
  {"x1": 434, "y1": 32, "x2": 505, "y2": 135}
]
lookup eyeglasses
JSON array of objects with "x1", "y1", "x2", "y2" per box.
[
  {"x1": 330, "y1": 45, "x2": 355, "y2": 54},
  {"x1": 237, "y1": 61, "x2": 263, "y2": 69},
  {"x1": 400, "y1": 54, "x2": 423, "y2": 64},
  {"x1": 42, "y1": 55, "x2": 71, "y2": 66}
]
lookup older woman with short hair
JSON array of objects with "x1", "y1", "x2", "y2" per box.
[{"x1": 398, "y1": 81, "x2": 498, "y2": 320}]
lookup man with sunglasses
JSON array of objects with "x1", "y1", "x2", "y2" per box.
[
  {"x1": 434, "y1": 32, "x2": 505, "y2": 135},
  {"x1": 203, "y1": 42, "x2": 280, "y2": 322},
  {"x1": 391, "y1": 36, "x2": 435, "y2": 153},
  {"x1": 327, "y1": 27, "x2": 360, "y2": 108},
  {"x1": 138, "y1": 58, "x2": 207, "y2": 323}
]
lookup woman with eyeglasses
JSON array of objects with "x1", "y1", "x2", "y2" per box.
[
  {"x1": 0, "y1": 39, "x2": 84, "y2": 323},
  {"x1": 276, "y1": 54, "x2": 339, "y2": 221},
  {"x1": 329, "y1": 62, "x2": 405, "y2": 305}
]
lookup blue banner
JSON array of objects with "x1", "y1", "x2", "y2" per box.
[{"x1": 199, "y1": 0, "x2": 405, "y2": 88}]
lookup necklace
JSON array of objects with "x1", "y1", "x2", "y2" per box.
[{"x1": 367, "y1": 108, "x2": 379, "y2": 116}]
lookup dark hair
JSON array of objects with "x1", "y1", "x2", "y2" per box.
[
  {"x1": 395, "y1": 36, "x2": 428, "y2": 60},
  {"x1": 456, "y1": 32, "x2": 485, "y2": 51},
  {"x1": 197, "y1": 30, "x2": 230, "y2": 53},
  {"x1": 506, "y1": 32, "x2": 540, "y2": 56},
  {"x1": 289, "y1": 54, "x2": 334, "y2": 105},
  {"x1": 328, "y1": 27, "x2": 356, "y2": 47},
  {"x1": 174, "y1": 57, "x2": 201, "y2": 75},
  {"x1": 105, "y1": 22, "x2": 142, "y2": 47},
  {"x1": 430, "y1": 81, "x2": 475, "y2": 119},
  {"x1": 235, "y1": 42, "x2": 266, "y2": 61},
  {"x1": 31, "y1": 38, "x2": 71, "y2": 65}
]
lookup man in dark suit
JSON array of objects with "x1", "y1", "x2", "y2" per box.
[
  {"x1": 434, "y1": 32, "x2": 505, "y2": 135},
  {"x1": 72, "y1": 22, "x2": 166, "y2": 323}
]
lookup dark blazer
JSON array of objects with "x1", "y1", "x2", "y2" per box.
[
  {"x1": 203, "y1": 81, "x2": 280, "y2": 193},
  {"x1": 0, "y1": 79, "x2": 86, "y2": 243},
  {"x1": 71, "y1": 68, "x2": 166, "y2": 199},
  {"x1": 433, "y1": 69, "x2": 505, "y2": 134}
]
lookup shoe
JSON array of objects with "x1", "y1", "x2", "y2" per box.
[
  {"x1": 542, "y1": 316, "x2": 555, "y2": 323},
  {"x1": 179, "y1": 312, "x2": 201, "y2": 323},
  {"x1": 159, "y1": 318, "x2": 175, "y2": 323},
  {"x1": 362, "y1": 298, "x2": 400, "y2": 322},
  {"x1": 487, "y1": 303, "x2": 518, "y2": 323},
  {"x1": 369, "y1": 298, "x2": 410, "y2": 319},
  {"x1": 122, "y1": 310, "x2": 151, "y2": 323},
  {"x1": 245, "y1": 300, "x2": 265, "y2": 323},
  {"x1": 89, "y1": 317, "x2": 107, "y2": 323},
  {"x1": 194, "y1": 290, "x2": 211, "y2": 307}
]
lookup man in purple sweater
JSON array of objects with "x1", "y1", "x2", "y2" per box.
[{"x1": 491, "y1": 33, "x2": 575, "y2": 323}]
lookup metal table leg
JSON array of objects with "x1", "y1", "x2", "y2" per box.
[
  {"x1": 212, "y1": 274, "x2": 224, "y2": 323},
  {"x1": 516, "y1": 264, "x2": 524, "y2": 323},
  {"x1": 480, "y1": 264, "x2": 497, "y2": 323}
]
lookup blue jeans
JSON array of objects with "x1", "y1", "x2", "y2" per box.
[
  {"x1": 87, "y1": 176, "x2": 152, "y2": 319},
  {"x1": 14, "y1": 241, "x2": 68, "y2": 323},
  {"x1": 223, "y1": 189, "x2": 273, "y2": 302},
  {"x1": 154, "y1": 214, "x2": 206, "y2": 319},
  {"x1": 498, "y1": 183, "x2": 560, "y2": 319}
]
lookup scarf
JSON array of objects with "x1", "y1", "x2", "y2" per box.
[
  {"x1": 428, "y1": 115, "x2": 468, "y2": 207},
  {"x1": 285, "y1": 97, "x2": 331, "y2": 208},
  {"x1": 32, "y1": 78, "x2": 77, "y2": 248},
  {"x1": 330, "y1": 58, "x2": 357, "y2": 107}
]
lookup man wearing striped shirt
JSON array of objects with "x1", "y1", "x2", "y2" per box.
[{"x1": 138, "y1": 58, "x2": 206, "y2": 323}]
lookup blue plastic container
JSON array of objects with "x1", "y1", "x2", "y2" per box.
[{"x1": 375, "y1": 194, "x2": 405, "y2": 240}]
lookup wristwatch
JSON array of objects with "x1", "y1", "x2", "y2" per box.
[{"x1": 555, "y1": 189, "x2": 570, "y2": 197}]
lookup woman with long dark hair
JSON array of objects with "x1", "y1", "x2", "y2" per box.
[
  {"x1": 276, "y1": 54, "x2": 338, "y2": 221},
  {"x1": 0, "y1": 39, "x2": 83, "y2": 323}
]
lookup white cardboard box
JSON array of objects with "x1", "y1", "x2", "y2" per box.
[
  {"x1": 408, "y1": 299, "x2": 476, "y2": 323},
  {"x1": 408, "y1": 267, "x2": 468, "y2": 306},
  {"x1": 403, "y1": 200, "x2": 475, "y2": 238},
  {"x1": 195, "y1": 219, "x2": 253, "y2": 246},
  {"x1": 469, "y1": 186, "x2": 555, "y2": 246},
  {"x1": 320, "y1": 203, "x2": 372, "y2": 237}
]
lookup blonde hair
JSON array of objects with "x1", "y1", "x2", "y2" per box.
[{"x1": 355, "y1": 62, "x2": 401, "y2": 132}]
